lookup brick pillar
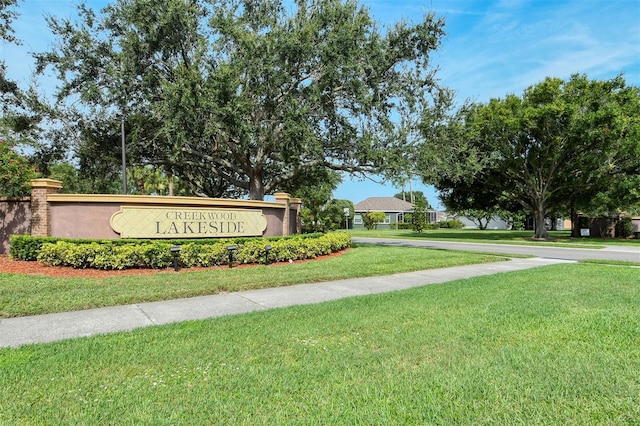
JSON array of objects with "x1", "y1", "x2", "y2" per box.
[
  {"x1": 30, "y1": 179, "x2": 63, "y2": 237},
  {"x1": 290, "y1": 197, "x2": 302, "y2": 234},
  {"x1": 274, "y1": 192, "x2": 291, "y2": 236}
]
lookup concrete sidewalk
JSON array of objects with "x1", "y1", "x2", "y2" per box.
[{"x1": 0, "y1": 257, "x2": 570, "y2": 348}]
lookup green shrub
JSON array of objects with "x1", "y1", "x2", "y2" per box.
[
  {"x1": 237, "y1": 239, "x2": 269, "y2": 264},
  {"x1": 439, "y1": 219, "x2": 465, "y2": 229},
  {"x1": 616, "y1": 216, "x2": 633, "y2": 238},
  {"x1": 179, "y1": 242, "x2": 229, "y2": 268},
  {"x1": 321, "y1": 231, "x2": 351, "y2": 252},
  {"x1": 411, "y1": 198, "x2": 429, "y2": 233},
  {"x1": 31, "y1": 232, "x2": 351, "y2": 270},
  {"x1": 362, "y1": 212, "x2": 386, "y2": 230},
  {"x1": 9, "y1": 235, "x2": 53, "y2": 261},
  {"x1": 271, "y1": 239, "x2": 298, "y2": 262},
  {"x1": 36, "y1": 242, "x2": 174, "y2": 270},
  {"x1": 37, "y1": 242, "x2": 74, "y2": 267}
]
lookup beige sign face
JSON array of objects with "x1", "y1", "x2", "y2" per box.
[{"x1": 110, "y1": 207, "x2": 267, "y2": 238}]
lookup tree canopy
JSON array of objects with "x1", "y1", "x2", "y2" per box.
[
  {"x1": 34, "y1": 0, "x2": 448, "y2": 199},
  {"x1": 0, "y1": 141, "x2": 36, "y2": 197},
  {"x1": 1, "y1": 0, "x2": 21, "y2": 118},
  {"x1": 420, "y1": 74, "x2": 640, "y2": 239},
  {"x1": 292, "y1": 168, "x2": 341, "y2": 232},
  {"x1": 393, "y1": 190, "x2": 431, "y2": 208}
]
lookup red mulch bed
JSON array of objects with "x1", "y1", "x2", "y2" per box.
[
  {"x1": 0, "y1": 249, "x2": 350, "y2": 278},
  {"x1": 0, "y1": 255, "x2": 165, "y2": 278}
]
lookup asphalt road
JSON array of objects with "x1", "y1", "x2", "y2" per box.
[{"x1": 352, "y1": 237, "x2": 640, "y2": 263}]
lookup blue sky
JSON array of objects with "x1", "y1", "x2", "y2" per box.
[{"x1": 3, "y1": 0, "x2": 639, "y2": 208}]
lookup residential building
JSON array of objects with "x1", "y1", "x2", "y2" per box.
[{"x1": 353, "y1": 197, "x2": 414, "y2": 229}]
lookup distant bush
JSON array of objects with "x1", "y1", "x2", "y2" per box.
[
  {"x1": 411, "y1": 198, "x2": 429, "y2": 233},
  {"x1": 362, "y1": 212, "x2": 386, "y2": 230},
  {"x1": 389, "y1": 222, "x2": 413, "y2": 230},
  {"x1": 616, "y1": 216, "x2": 633, "y2": 238},
  {"x1": 439, "y1": 219, "x2": 465, "y2": 229},
  {"x1": 24, "y1": 232, "x2": 351, "y2": 270}
]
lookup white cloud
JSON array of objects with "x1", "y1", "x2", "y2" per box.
[{"x1": 428, "y1": 0, "x2": 640, "y2": 102}]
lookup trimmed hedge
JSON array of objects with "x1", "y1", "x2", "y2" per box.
[
  {"x1": 9, "y1": 235, "x2": 50, "y2": 261},
  {"x1": 9, "y1": 233, "x2": 326, "y2": 262},
  {"x1": 12, "y1": 232, "x2": 351, "y2": 270},
  {"x1": 36, "y1": 242, "x2": 175, "y2": 270}
]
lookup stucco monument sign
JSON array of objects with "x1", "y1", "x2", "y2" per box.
[
  {"x1": 110, "y1": 206, "x2": 268, "y2": 238},
  {"x1": 0, "y1": 180, "x2": 300, "y2": 252}
]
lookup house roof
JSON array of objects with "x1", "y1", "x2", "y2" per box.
[{"x1": 354, "y1": 197, "x2": 414, "y2": 212}]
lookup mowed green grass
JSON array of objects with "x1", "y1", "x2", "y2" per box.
[
  {"x1": 1, "y1": 263, "x2": 638, "y2": 424},
  {"x1": 0, "y1": 245, "x2": 505, "y2": 317}
]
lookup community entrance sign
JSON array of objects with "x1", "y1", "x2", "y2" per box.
[
  {"x1": 3, "y1": 180, "x2": 300, "y2": 253},
  {"x1": 110, "y1": 206, "x2": 268, "y2": 238}
]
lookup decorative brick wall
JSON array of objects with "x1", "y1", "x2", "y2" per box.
[
  {"x1": 274, "y1": 192, "x2": 291, "y2": 236},
  {"x1": 0, "y1": 197, "x2": 31, "y2": 254},
  {"x1": 290, "y1": 197, "x2": 302, "y2": 234},
  {"x1": 29, "y1": 179, "x2": 63, "y2": 237}
]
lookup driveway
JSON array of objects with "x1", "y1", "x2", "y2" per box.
[{"x1": 352, "y1": 237, "x2": 640, "y2": 263}]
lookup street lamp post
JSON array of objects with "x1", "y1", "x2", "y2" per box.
[{"x1": 121, "y1": 116, "x2": 127, "y2": 195}]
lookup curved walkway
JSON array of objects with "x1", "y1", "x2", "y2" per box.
[{"x1": 0, "y1": 257, "x2": 570, "y2": 348}]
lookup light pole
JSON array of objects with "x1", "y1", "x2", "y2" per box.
[{"x1": 121, "y1": 116, "x2": 127, "y2": 195}]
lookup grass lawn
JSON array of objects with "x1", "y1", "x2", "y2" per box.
[
  {"x1": 0, "y1": 245, "x2": 505, "y2": 318},
  {"x1": 348, "y1": 228, "x2": 640, "y2": 247},
  {"x1": 0, "y1": 263, "x2": 638, "y2": 423}
]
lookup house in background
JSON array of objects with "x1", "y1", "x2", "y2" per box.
[
  {"x1": 450, "y1": 215, "x2": 511, "y2": 230},
  {"x1": 353, "y1": 197, "x2": 415, "y2": 229}
]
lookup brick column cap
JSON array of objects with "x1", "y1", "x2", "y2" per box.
[
  {"x1": 30, "y1": 178, "x2": 63, "y2": 190},
  {"x1": 274, "y1": 192, "x2": 290, "y2": 203}
]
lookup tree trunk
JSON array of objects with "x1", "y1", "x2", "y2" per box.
[
  {"x1": 409, "y1": 180, "x2": 414, "y2": 205},
  {"x1": 249, "y1": 173, "x2": 265, "y2": 200},
  {"x1": 533, "y1": 205, "x2": 548, "y2": 239},
  {"x1": 570, "y1": 206, "x2": 580, "y2": 238}
]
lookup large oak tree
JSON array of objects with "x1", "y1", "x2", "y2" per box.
[
  {"x1": 34, "y1": 0, "x2": 448, "y2": 199},
  {"x1": 421, "y1": 74, "x2": 640, "y2": 239},
  {"x1": 1, "y1": 0, "x2": 23, "y2": 124}
]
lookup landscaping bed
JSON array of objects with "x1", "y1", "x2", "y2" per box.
[
  {"x1": 0, "y1": 249, "x2": 352, "y2": 278},
  {"x1": 8, "y1": 232, "x2": 351, "y2": 271}
]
